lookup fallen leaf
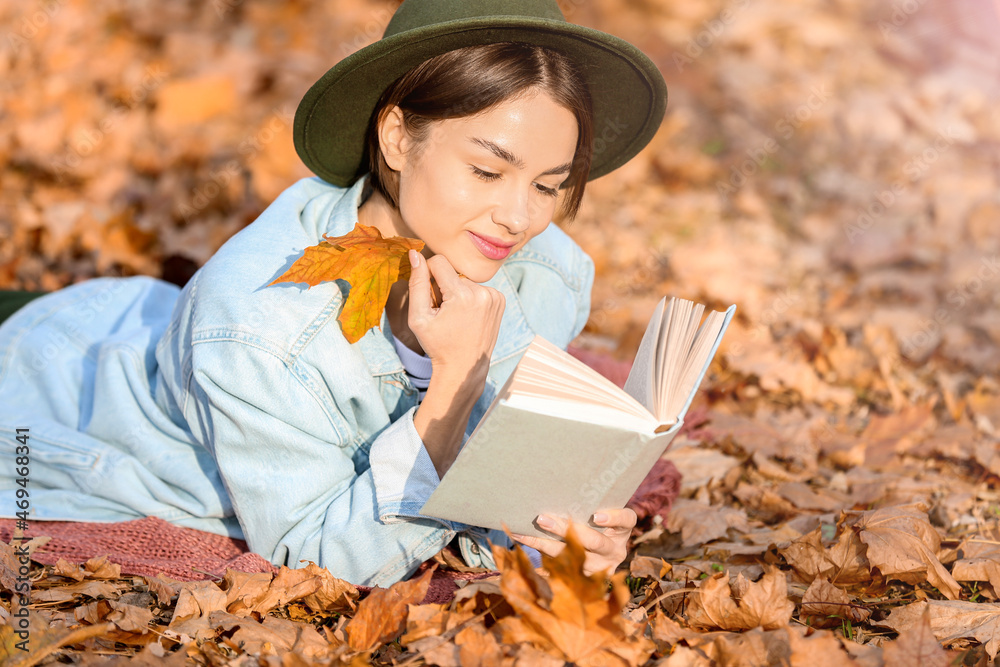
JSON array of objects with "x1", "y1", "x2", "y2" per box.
[
  {"x1": 455, "y1": 624, "x2": 505, "y2": 667},
  {"x1": 0, "y1": 610, "x2": 114, "y2": 665},
  {"x1": 84, "y1": 555, "x2": 122, "y2": 579},
  {"x1": 144, "y1": 574, "x2": 180, "y2": 606},
  {"x1": 712, "y1": 627, "x2": 785, "y2": 665},
  {"x1": 859, "y1": 404, "x2": 937, "y2": 467},
  {"x1": 241, "y1": 565, "x2": 321, "y2": 616},
  {"x1": 852, "y1": 503, "x2": 962, "y2": 599},
  {"x1": 780, "y1": 526, "x2": 872, "y2": 586},
  {"x1": 734, "y1": 481, "x2": 800, "y2": 523},
  {"x1": 666, "y1": 499, "x2": 750, "y2": 547},
  {"x1": 785, "y1": 626, "x2": 864, "y2": 666},
  {"x1": 685, "y1": 567, "x2": 794, "y2": 631},
  {"x1": 31, "y1": 579, "x2": 126, "y2": 602},
  {"x1": 269, "y1": 222, "x2": 424, "y2": 343},
  {"x1": 75, "y1": 599, "x2": 113, "y2": 625},
  {"x1": 878, "y1": 600, "x2": 1000, "y2": 659},
  {"x1": 344, "y1": 566, "x2": 435, "y2": 652},
  {"x1": 220, "y1": 612, "x2": 332, "y2": 659},
  {"x1": 0, "y1": 541, "x2": 22, "y2": 595},
  {"x1": 800, "y1": 576, "x2": 871, "y2": 627},
  {"x1": 52, "y1": 558, "x2": 86, "y2": 582},
  {"x1": 297, "y1": 562, "x2": 359, "y2": 613},
  {"x1": 777, "y1": 482, "x2": 851, "y2": 513},
  {"x1": 952, "y1": 537, "x2": 1000, "y2": 592},
  {"x1": 881, "y1": 607, "x2": 953, "y2": 667},
  {"x1": 222, "y1": 568, "x2": 272, "y2": 613},
  {"x1": 493, "y1": 528, "x2": 654, "y2": 666},
  {"x1": 107, "y1": 600, "x2": 155, "y2": 634},
  {"x1": 170, "y1": 580, "x2": 227, "y2": 625}
]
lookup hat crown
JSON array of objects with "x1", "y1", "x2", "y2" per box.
[{"x1": 384, "y1": 0, "x2": 567, "y2": 38}]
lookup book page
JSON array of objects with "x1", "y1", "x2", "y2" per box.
[
  {"x1": 622, "y1": 297, "x2": 665, "y2": 415},
  {"x1": 622, "y1": 296, "x2": 736, "y2": 424},
  {"x1": 672, "y1": 304, "x2": 737, "y2": 420},
  {"x1": 503, "y1": 337, "x2": 653, "y2": 422}
]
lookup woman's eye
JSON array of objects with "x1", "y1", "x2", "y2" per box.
[
  {"x1": 471, "y1": 165, "x2": 558, "y2": 198},
  {"x1": 471, "y1": 166, "x2": 501, "y2": 181},
  {"x1": 534, "y1": 183, "x2": 559, "y2": 198}
]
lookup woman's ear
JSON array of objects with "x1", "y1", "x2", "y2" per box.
[{"x1": 378, "y1": 105, "x2": 411, "y2": 172}]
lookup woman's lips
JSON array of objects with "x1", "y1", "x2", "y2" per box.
[{"x1": 467, "y1": 231, "x2": 515, "y2": 260}]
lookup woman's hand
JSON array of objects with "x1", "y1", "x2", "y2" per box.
[
  {"x1": 407, "y1": 249, "x2": 505, "y2": 384},
  {"x1": 510, "y1": 508, "x2": 637, "y2": 577}
]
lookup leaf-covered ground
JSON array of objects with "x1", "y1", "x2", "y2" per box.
[{"x1": 2, "y1": 0, "x2": 999, "y2": 664}]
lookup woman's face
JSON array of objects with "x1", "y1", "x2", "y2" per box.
[{"x1": 386, "y1": 90, "x2": 579, "y2": 283}]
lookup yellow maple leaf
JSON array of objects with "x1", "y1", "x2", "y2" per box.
[
  {"x1": 268, "y1": 222, "x2": 425, "y2": 343},
  {"x1": 492, "y1": 529, "x2": 654, "y2": 666}
]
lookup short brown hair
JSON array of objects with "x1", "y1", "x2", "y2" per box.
[{"x1": 364, "y1": 42, "x2": 594, "y2": 221}]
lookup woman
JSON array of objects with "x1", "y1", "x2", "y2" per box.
[{"x1": 0, "y1": 0, "x2": 667, "y2": 586}]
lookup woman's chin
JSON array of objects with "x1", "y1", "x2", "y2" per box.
[{"x1": 462, "y1": 264, "x2": 502, "y2": 284}]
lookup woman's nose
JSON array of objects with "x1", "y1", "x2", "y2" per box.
[{"x1": 492, "y1": 185, "x2": 531, "y2": 234}]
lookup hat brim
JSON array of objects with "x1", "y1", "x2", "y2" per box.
[{"x1": 294, "y1": 16, "x2": 667, "y2": 187}]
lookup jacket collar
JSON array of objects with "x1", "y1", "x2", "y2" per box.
[{"x1": 333, "y1": 177, "x2": 536, "y2": 376}]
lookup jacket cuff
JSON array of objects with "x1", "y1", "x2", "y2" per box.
[
  {"x1": 368, "y1": 406, "x2": 466, "y2": 531},
  {"x1": 473, "y1": 529, "x2": 542, "y2": 570}
]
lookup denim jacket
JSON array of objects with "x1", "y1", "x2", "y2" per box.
[{"x1": 0, "y1": 176, "x2": 594, "y2": 586}]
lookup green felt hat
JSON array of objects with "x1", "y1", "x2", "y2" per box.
[{"x1": 293, "y1": 0, "x2": 668, "y2": 186}]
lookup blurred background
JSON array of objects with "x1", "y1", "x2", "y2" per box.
[{"x1": 1, "y1": 0, "x2": 999, "y2": 477}]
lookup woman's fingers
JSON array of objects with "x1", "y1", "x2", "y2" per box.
[
  {"x1": 592, "y1": 507, "x2": 638, "y2": 532},
  {"x1": 536, "y1": 514, "x2": 616, "y2": 555},
  {"x1": 424, "y1": 254, "x2": 464, "y2": 298},
  {"x1": 510, "y1": 533, "x2": 564, "y2": 557},
  {"x1": 406, "y1": 249, "x2": 434, "y2": 316}
]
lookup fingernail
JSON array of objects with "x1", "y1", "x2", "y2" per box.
[
  {"x1": 409, "y1": 249, "x2": 420, "y2": 266},
  {"x1": 536, "y1": 515, "x2": 555, "y2": 529},
  {"x1": 593, "y1": 512, "x2": 608, "y2": 524}
]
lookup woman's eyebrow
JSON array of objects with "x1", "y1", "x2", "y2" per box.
[{"x1": 469, "y1": 137, "x2": 572, "y2": 176}]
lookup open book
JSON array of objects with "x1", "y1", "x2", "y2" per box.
[{"x1": 420, "y1": 296, "x2": 736, "y2": 538}]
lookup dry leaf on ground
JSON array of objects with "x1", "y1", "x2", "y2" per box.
[
  {"x1": 493, "y1": 529, "x2": 653, "y2": 666},
  {"x1": 800, "y1": 576, "x2": 871, "y2": 627},
  {"x1": 851, "y1": 504, "x2": 962, "y2": 600},
  {"x1": 666, "y1": 499, "x2": 750, "y2": 547},
  {"x1": 685, "y1": 567, "x2": 794, "y2": 631},
  {"x1": 780, "y1": 525, "x2": 872, "y2": 586},
  {"x1": 881, "y1": 607, "x2": 954, "y2": 667},
  {"x1": 877, "y1": 600, "x2": 1000, "y2": 659},
  {"x1": 344, "y1": 565, "x2": 435, "y2": 652}
]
